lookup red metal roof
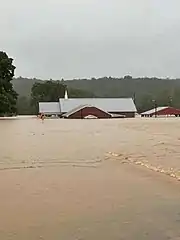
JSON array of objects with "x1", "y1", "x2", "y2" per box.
[
  {"x1": 63, "y1": 105, "x2": 112, "y2": 119},
  {"x1": 141, "y1": 106, "x2": 180, "y2": 116}
]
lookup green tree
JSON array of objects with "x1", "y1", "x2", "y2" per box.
[
  {"x1": 0, "y1": 51, "x2": 18, "y2": 116},
  {"x1": 17, "y1": 96, "x2": 34, "y2": 115},
  {"x1": 172, "y1": 88, "x2": 180, "y2": 108},
  {"x1": 31, "y1": 80, "x2": 66, "y2": 113},
  {"x1": 68, "y1": 88, "x2": 96, "y2": 98},
  {"x1": 137, "y1": 94, "x2": 154, "y2": 113},
  {"x1": 31, "y1": 80, "x2": 96, "y2": 114},
  {"x1": 156, "y1": 89, "x2": 171, "y2": 107}
]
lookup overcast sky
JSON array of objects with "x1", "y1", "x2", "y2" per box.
[{"x1": 1, "y1": 0, "x2": 180, "y2": 79}]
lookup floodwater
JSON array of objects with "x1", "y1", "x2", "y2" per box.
[{"x1": 0, "y1": 117, "x2": 180, "y2": 239}]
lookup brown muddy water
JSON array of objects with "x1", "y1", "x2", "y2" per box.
[{"x1": 0, "y1": 117, "x2": 180, "y2": 239}]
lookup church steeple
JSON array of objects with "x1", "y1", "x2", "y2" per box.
[{"x1": 64, "y1": 87, "x2": 68, "y2": 100}]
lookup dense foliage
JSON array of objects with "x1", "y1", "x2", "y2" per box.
[
  {"x1": 13, "y1": 76, "x2": 180, "y2": 114},
  {"x1": 0, "y1": 52, "x2": 18, "y2": 116}
]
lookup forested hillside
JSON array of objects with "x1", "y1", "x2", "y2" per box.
[
  {"x1": 0, "y1": 52, "x2": 18, "y2": 116},
  {"x1": 12, "y1": 76, "x2": 180, "y2": 114}
]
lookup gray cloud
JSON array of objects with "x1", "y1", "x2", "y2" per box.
[{"x1": 1, "y1": 0, "x2": 180, "y2": 79}]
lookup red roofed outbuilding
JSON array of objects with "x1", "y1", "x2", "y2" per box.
[{"x1": 141, "y1": 106, "x2": 180, "y2": 117}]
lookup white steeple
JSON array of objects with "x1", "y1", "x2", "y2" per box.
[{"x1": 64, "y1": 89, "x2": 68, "y2": 100}]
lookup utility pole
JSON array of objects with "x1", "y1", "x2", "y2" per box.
[
  {"x1": 152, "y1": 99, "x2": 157, "y2": 118},
  {"x1": 169, "y1": 96, "x2": 173, "y2": 107}
]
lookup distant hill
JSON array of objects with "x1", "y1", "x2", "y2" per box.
[
  {"x1": 13, "y1": 76, "x2": 180, "y2": 98},
  {"x1": 13, "y1": 77, "x2": 42, "y2": 97},
  {"x1": 66, "y1": 77, "x2": 180, "y2": 98}
]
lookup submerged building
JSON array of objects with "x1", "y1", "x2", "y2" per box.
[
  {"x1": 141, "y1": 106, "x2": 180, "y2": 117},
  {"x1": 39, "y1": 91, "x2": 137, "y2": 119}
]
